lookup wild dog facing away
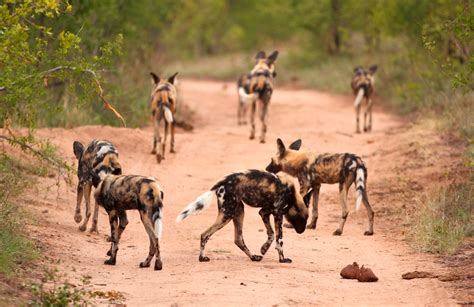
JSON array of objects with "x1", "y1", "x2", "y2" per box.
[
  {"x1": 92, "y1": 172, "x2": 165, "y2": 271},
  {"x1": 265, "y1": 139, "x2": 374, "y2": 236},
  {"x1": 73, "y1": 139, "x2": 122, "y2": 233},
  {"x1": 176, "y1": 169, "x2": 312, "y2": 263},
  {"x1": 150, "y1": 72, "x2": 178, "y2": 163},
  {"x1": 238, "y1": 51, "x2": 278, "y2": 143},
  {"x1": 351, "y1": 65, "x2": 378, "y2": 133}
]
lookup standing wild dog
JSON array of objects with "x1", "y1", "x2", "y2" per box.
[
  {"x1": 352, "y1": 65, "x2": 378, "y2": 133},
  {"x1": 73, "y1": 139, "x2": 122, "y2": 233},
  {"x1": 150, "y1": 72, "x2": 178, "y2": 163},
  {"x1": 238, "y1": 51, "x2": 278, "y2": 143},
  {"x1": 176, "y1": 169, "x2": 312, "y2": 263},
  {"x1": 92, "y1": 172, "x2": 164, "y2": 270},
  {"x1": 266, "y1": 139, "x2": 374, "y2": 236}
]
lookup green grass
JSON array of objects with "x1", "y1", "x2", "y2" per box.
[{"x1": 410, "y1": 179, "x2": 474, "y2": 254}]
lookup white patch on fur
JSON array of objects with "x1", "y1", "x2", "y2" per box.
[
  {"x1": 238, "y1": 87, "x2": 257, "y2": 104},
  {"x1": 354, "y1": 88, "x2": 365, "y2": 107},
  {"x1": 176, "y1": 191, "x2": 213, "y2": 222},
  {"x1": 275, "y1": 239, "x2": 283, "y2": 252},
  {"x1": 355, "y1": 168, "x2": 365, "y2": 211},
  {"x1": 98, "y1": 170, "x2": 108, "y2": 180},
  {"x1": 349, "y1": 161, "x2": 357, "y2": 169},
  {"x1": 96, "y1": 145, "x2": 113, "y2": 158},
  {"x1": 164, "y1": 106, "x2": 173, "y2": 123}
]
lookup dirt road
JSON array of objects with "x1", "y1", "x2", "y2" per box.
[{"x1": 29, "y1": 79, "x2": 456, "y2": 305}]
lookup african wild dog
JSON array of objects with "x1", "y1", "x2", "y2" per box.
[
  {"x1": 266, "y1": 139, "x2": 374, "y2": 236},
  {"x1": 150, "y1": 72, "x2": 178, "y2": 163},
  {"x1": 176, "y1": 169, "x2": 312, "y2": 263},
  {"x1": 351, "y1": 65, "x2": 378, "y2": 133},
  {"x1": 73, "y1": 139, "x2": 122, "y2": 233},
  {"x1": 238, "y1": 51, "x2": 278, "y2": 143},
  {"x1": 92, "y1": 172, "x2": 164, "y2": 270}
]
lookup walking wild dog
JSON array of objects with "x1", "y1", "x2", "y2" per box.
[
  {"x1": 93, "y1": 172, "x2": 164, "y2": 270},
  {"x1": 150, "y1": 71, "x2": 178, "y2": 163},
  {"x1": 73, "y1": 139, "x2": 122, "y2": 233},
  {"x1": 238, "y1": 51, "x2": 278, "y2": 143},
  {"x1": 266, "y1": 139, "x2": 374, "y2": 236},
  {"x1": 176, "y1": 169, "x2": 312, "y2": 263},
  {"x1": 351, "y1": 65, "x2": 378, "y2": 133}
]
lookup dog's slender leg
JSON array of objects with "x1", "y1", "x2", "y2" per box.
[
  {"x1": 362, "y1": 191, "x2": 375, "y2": 235},
  {"x1": 155, "y1": 115, "x2": 162, "y2": 163},
  {"x1": 333, "y1": 183, "x2": 349, "y2": 235},
  {"x1": 242, "y1": 100, "x2": 248, "y2": 125},
  {"x1": 274, "y1": 215, "x2": 291, "y2": 263},
  {"x1": 199, "y1": 211, "x2": 231, "y2": 262},
  {"x1": 104, "y1": 210, "x2": 119, "y2": 265},
  {"x1": 307, "y1": 184, "x2": 321, "y2": 229},
  {"x1": 363, "y1": 98, "x2": 369, "y2": 132},
  {"x1": 170, "y1": 121, "x2": 176, "y2": 153},
  {"x1": 74, "y1": 183, "x2": 84, "y2": 223},
  {"x1": 78, "y1": 181, "x2": 92, "y2": 232},
  {"x1": 237, "y1": 98, "x2": 242, "y2": 125},
  {"x1": 368, "y1": 98, "x2": 373, "y2": 132},
  {"x1": 355, "y1": 104, "x2": 361, "y2": 133},
  {"x1": 151, "y1": 112, "x2": 159, "y2": 155},
  {"x1": 90, "y1": 200, "x2": 100, "y2": 234},
  {"x1": 259, "y1": 101, "x2": 269, "y2": 144},
  {"x1": 161, "y1": 121, "x2": 168, "y2": 161},
  {"x1": 259, "y1": 209, "x2": 274, "y2": 255},
  {"x1": 107, "y1": 210, "x2": 129, "y2": 256},
  {"x1": 249, "y1": 100, "x2": 256, "y2": 140},
  {"x1": 139, "y1": 211, "x2": 161, "y2": 269},
  {"x1": 233, "y1": 208, "x2": 262, "y2": 261}
]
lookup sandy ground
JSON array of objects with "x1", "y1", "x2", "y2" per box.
[{"x1": 25, "y1": 79, "x2": 460, "y2": 305}]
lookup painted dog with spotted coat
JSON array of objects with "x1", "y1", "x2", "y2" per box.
[
  {"x1": 352, "y1": 65, "x2": 378, "y2": 133},
  {"x1": 150, "y1": 72, "x2": 178, "y2": 163},
  {"x1": 93, "y1": 172, "x2": 164, "y2": 270},
  {"x1": 237, "y1": 51, "x2": 278, "y2": 143},
  {"x1": 73, "y1": 139, "x2": 122, "y2": 233},
  {"x1": 266, "y1": 139, "x2": 374, "y2": 236},
  {"x1": 176, "y1": 169, "x2": 311, "y2": 263}
]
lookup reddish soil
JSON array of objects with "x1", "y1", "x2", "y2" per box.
[{"x1": 22, "y1": 79, "x2": 463, "y2": 305}]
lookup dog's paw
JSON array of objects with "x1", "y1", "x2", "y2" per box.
[
  {"x1": 106, "y1": 250, "x2": 112, "y2": 256},
  {"x1": 89, "y1": 227, "x2": 98, "y2": 234},
  {"x1": 251, "y1": 255, "x2": 263, "y2": 262},
  {"x1": 260, "y1": 243, "x2": 271, "y2": 255},
  {"x1": 139, "y1": 261, "x2": 150, "y2": 268},
  {"x1": 364, "y1": 231, "x2": 374, "y2": 236},
  {"x1": 78, "y1": 225, "x2": 87, "y2": 232},
  {"x1": 199, "y1": 256, "x2": 210, "y2": 262},
  {"x1": 307, "y1": 222, "x2": 317, "y2": 229},
  {"x1": 74, "y1": 213, "x2": 82, "y2": 223},
  {"x1": 156, "y1": 154, "x2": 162, "y2": 163},
  {"x1": 260, "y1": 139, "x2": 266, "y2": 144},
  {"x1": 154, "y1": 259, "x2": 163, "y2": 271},
  {"x1": 279, "y1": 258, "x2": 292, "y2": 263},
  {"x1": 150, "y1": 149, "x2": 156, "y2": 155},
  {"x1": 104, "y1": 258, "x2": 116, "y2": 265},
  {"x1": 333, "y1": 229, "x2": 343, "y2": 236}
]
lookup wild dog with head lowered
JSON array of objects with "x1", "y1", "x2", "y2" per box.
[
  {"x1": 351, "y1": 65, "x2": 378, "y2": 133},
  {"x1": 150, "y1": 72, "x2": 178, "y2": 163},
  {"x1": 265, "y1": 139, "x2": 374, "y2": 236},
  {"x1": 92, "y1": 172, "x2": 164, "y2": 270},
  {"x1": 238, "y1": 51, "x2": 278, "y2": 143},
  {"x1": 73, "y1": 139, "x2": 122, "y2": 233},
  {"x1": 176, "y1": 169, "x2": 312, "y2": 263}
]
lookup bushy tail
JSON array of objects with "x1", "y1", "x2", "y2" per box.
[
  {"x1": 152, "y1": 206, "x2": 163, "y2": 239},
  {"x1": 355, "y1": 168, "x2": 366, "y2": 211},
  {"x1": 163, "y1": 106, "x2": 173, "y2": 123},
  {"x1": 238, "y1": 87, "x2": 257, "y2": 104},
  {"x1": 176, "y1": 191, "x2": 213, "y2": 222},
  {"x1": 354, "y1": 88, "x2": 364, "y2": 108}
]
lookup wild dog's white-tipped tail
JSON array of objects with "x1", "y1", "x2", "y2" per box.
[
  {"x1": 176, "y1": 191, "x2": 213, "y2": 222},
  {"x1": 355, "y1": 168, "x2": 365, "y2": 211},
  {"x1": 152, "y1": 208, "x2": 163, "y2": 239},
  {"x1": 164, "y1": 106, "x2": 174, "y2": 123},
  {"x1": 238, "y1": 87, "x2": 257, "y2": 104},
  {"x1": 354, "y1": 88, "x2": 365, "y2": 108}
]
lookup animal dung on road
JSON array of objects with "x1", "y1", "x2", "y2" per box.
[{"x1": 340, "y1": 262, "x2": 378, "y2": 282}]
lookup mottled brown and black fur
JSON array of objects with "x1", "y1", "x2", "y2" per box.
[
  {"x1": 73, "y1": 139, "x2": 122, "y2": 233},
  {"x1": 241, "y1": 51, "x2": 278, "y2": 143},
  {"x1": 266, "y1": 139, "x2": 374, "y2": 236},
  {"x1": 150, "y1": 72, "x2": 178, "y2": 163},
  {"x1": 351, "y1": 65, "x2": 378, "y2": 133},
  {"x1": 93, "y1": 173, "x2": 164, "y2": 270},
  {"x1": 176, "y1": 169, "x2": 311, "y2": 263}
]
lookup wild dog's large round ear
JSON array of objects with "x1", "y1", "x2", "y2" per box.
[
  {"x1": 277, "y1": 138, "x2": 286, "y2": 157},
  {"x1": 289, "y1": 139, "x2": 302, "y2": 151},
  {"x1": 354, "y1": 66, "x2": 363, "y2": 74},
  {"x1": 369, "y1": 65, "x2": 378, "y2": 75},
  {"x1": 255, "y1": 51, "x2": 266, "y2": 60},
  {"x1": 266, "y1": 51, "x2": 279, "y2": 65},
  {"x1": 168, "y1": 72, "x2": 178, "y2": 85},
  {"x1": 73, "y1": 141, "x2": 84, "y2": 160},
  {"x1": 150, "y1": 72, "x2": 160, "y2": 84}
]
